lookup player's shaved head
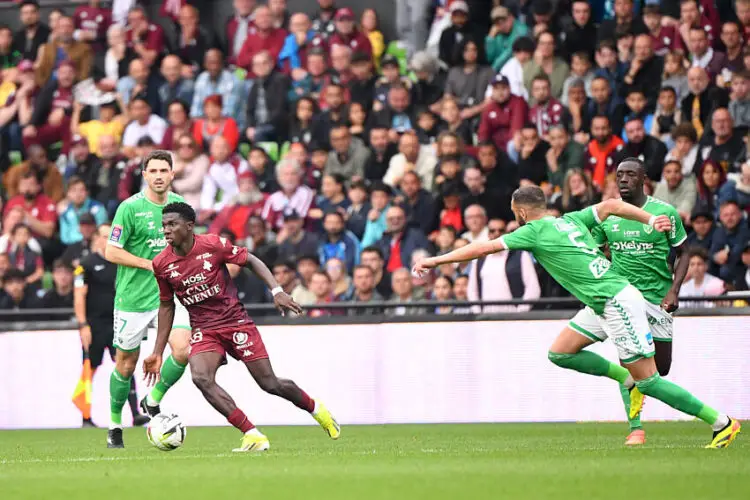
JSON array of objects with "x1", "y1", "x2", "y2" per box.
[
  {"x1": 510, "y1": 186, "x2": 547, "y2": 226},
  {"x1": 616, "y1": 157, "x2": 646, "y2": 203}
]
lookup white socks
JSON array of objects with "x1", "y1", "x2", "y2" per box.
[{"x1": 712, "y1": 414, "x2": 730, "y2": 432}]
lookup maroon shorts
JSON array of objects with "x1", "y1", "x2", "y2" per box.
[{"x1": 188, "y1": 324, "x2": 269, "y2": 363}]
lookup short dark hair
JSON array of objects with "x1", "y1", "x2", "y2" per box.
[
  {"x1": 532, "y1": 73, "x2": 551, "y2": 85},
  {"x1": 19, "y1": 171, "x2": 39, "y2": 182},
  {"x1": 162, "y1": 202, "x2": 196, "y2": 223},
  {"x1": 591, "y1": 114, "x2": 611, "y2": 125},
  {"x1": 67, "y1": 175, "x2": 86, "y2": 190},
  {"x1": 511, "y1": 185, "x2": 547, "y2": 209},
  {"x1": 618, "y1": 157, "x2": 646, "y2": 171},
  {"x1": 597, "y1": 40, "x2": 616, "y2": 52},
  {"x1": 143, "y1": 150, "x2": 173, "y2": 170},
  {"x1": 353, "y1": 264, "x2": 373, "y2": 276},
  {"x1": 273, "y1": 260, "x2": 296, "y2": 272},
  {"x1": 688, "y1": 246, "x2": 709, "y2": 261},
  {"x1": 672, "y1": 123, "x2": 698, "y2": 142},
  {"x1": 297, "y1": 254, "x2": 320, "y2": 266},
  {"x1": 168, "y1": 99, "x2": 190, "y2": 115},
  {"x1": 625, "y1": 86, "x2": 646, "y2": 98},
  {"x1": 720, "y1": 199, "x2": 740, "y2": 211},
  {"x1": 512, "y1": 37, "x2": 535, "y2": 54},
  {"x1": 440, "y1": 153, "x2": 461, "y2": 164},
  {"x1": 361, "y1": 246, "x2": 384, "y2": 260},
  {"x1": 11, "y1": 223, "x2": 30, "y2": 236},
  {"x1": 219, "y1": 228, "x2": 237, "y2": 242},
  {"x1": 660, "y1": 85, "x2": 677, "y2": 96},
  {"x1": 323, "y1": 210, "x2": 345, "y2": 224},
  {"x1": 571, "y1": 51, "x2": 591, "y2": 64},
  {"x1": 689, "y1": 24, "x2": 707, "y2": 37},
  {"x1": 20, "y1": 0, "x2": 40, "y2": 10}
]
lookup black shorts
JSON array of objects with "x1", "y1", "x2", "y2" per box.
[{"x1": 87, "y1": 319, "x2": 115, "y2": 369}]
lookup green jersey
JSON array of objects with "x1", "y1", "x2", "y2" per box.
[
  {"x1": 108, "y1": 191, "x2": 185, "y2": 312},
  {"x1": 590, "y1": 196, "x2": 687, "y2": 305},
  {"x1": 501, "y1": 207, "x2": 628, "y2": 314}
]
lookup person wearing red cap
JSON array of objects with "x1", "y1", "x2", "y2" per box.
[
  {"x1": 35, "y1": 14, "x2": 92, "y2": 86},
  {"x1": 478, "y1": 74, "x2": 528, "y2": 152},
  {"x1": 329, "y1": 8, "x2": 372, "y2": 60},
  {"x1": 22, "y1": 60, "x2": 76, "y2": 155},
  {"x1": 237, "y1": 5, "x2": 288, "y2": 76}
]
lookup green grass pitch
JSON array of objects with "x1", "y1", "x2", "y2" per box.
[{"x1": 0, "y1": 422, "x2": 746, "y2": 500}]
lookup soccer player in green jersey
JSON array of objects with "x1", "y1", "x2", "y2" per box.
[
  {"x1": 590, "y1": 158, "x2": 691, "y2": 446},
  {"x1": 413, "y1": 186, "x2": 741, "y2": 449},
  {"x1": 104, "y1": 150, "x2": 192, "y2": 448}
]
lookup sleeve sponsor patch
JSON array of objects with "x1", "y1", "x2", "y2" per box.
[{"x1": 110, "y1": 224, "x2": 123, "y2": 243}]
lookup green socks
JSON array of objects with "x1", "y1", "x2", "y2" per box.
[
  {"x1": 110, "y1": 369, "x2": 132, "y2": 427},
  {"x1": 636, "y1": 373, "x2": 720, "y2": 426},
  {"x1": 619, "y1": 384, "x2": 642, "y2": 431},
  {"x1": 148, "y1": 355, "x2": 187, "y2": 405},
  {"x1": 548, "y1": 351, "x2": 632, "y2": 385}
]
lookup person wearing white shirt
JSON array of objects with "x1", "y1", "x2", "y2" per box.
[
  {"x1": 461, "y1": 204, "x2": 489, "y2": 242},
  {"x1": 485, "y1": 37, "x2": 534, "y2": 101},
  {"x1": 199, "y1": 136, "x2": 250, "y2": 217},
  {"x1": 121, "y1": 96, "x2": 167, "y2": 155},
  {"x1": 383, "y1": 131, "x2": 437, "y2": 191},
  {"x1": 679, "y1": 247, "x2": 726, "y2": 308}
]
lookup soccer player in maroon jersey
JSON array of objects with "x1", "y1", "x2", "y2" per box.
[{"x1": 143, "y1": 202, "x2": 340, "y2": 452}]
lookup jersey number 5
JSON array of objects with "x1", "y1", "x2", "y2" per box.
[{"x1": 568, "y1": 231, "x2": 597, "y2": 256}]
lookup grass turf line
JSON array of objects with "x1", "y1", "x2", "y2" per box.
[{"x1": 0, "y1": 422, "x2": 746, "y2": 500}]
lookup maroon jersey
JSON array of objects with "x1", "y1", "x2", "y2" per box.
[
  {"x1": 73, "y1": 6, "x2": 112, "y2": 43},
  {"x1": 154, "y1": 234, "x2": 252, "y2": 330},
  {"x1": 51, "y1": 88, "x2": 74, "y2": 113}
]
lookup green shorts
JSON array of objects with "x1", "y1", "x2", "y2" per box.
[
  {"x1": 568, "y1": 284, "x2": 656, "y2": 364},
  {"x1": 113, "y1": 299, "x2": 191, "y2": 351}
]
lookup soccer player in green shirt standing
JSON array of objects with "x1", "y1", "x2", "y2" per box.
[
  {"x1": 413, "y1": 185, "x2": 741, "y2": 449},
  {"x1": 590, "y1": 159, "x2": 691, "y2": 446},
  {"x1": 104, "y1": 150, "x2": 192, "y2": 448}
]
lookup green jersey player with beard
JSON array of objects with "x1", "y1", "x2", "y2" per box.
[{"x1": 590, "y1": 158, "x2": 690, "y2": 446}]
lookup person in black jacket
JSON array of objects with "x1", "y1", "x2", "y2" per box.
[
  {"x1": 348, "y1": 51, "x2": 377, "y2": 112},
  {"x1": 621, "y1": 35, "x2": 664, "y2": 108},
  {"x1": 597, "y1": 0, "x2": 648, "y2": 42},
  {"x1": 561, "y1": 0, "x2": 597, "y2": 60},
  {"x1": 612, "y1": 117, "x2": 668, "y2": 182},
  {"x1": 12, "y1": 1, "x2": 51, "y2": 61},
  {"x1": 311, "y1": 82, "x2": 348, "y2": 149},
  {"x1": 680, "y1": 67, "x2": 729, "y2": 142},
  {"x1": 438, "y1": 2, "x2": 483, "y2": 68},
  {"x1": 38, "y1": 259, "x2": 74, "y2": 309},
  {"x1": 246, "y1": 50, "x2": 291, "y2": 143},
  {"x1": 368, "y1": 84, "x2": 417, "y2": 144}
]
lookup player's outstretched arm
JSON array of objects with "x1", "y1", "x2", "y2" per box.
[
  {"x1": 594, "y1": 199, "x2": 671, "y2": 232},
  {"x1": 105, "y1": 244, "x2": 154, "y2": 272},
  {"x1": 144, "y1": 300, "x2": 175, "y2": 385},
  {"x1": 412, "y1": 238, "x2": 506, "y2": 276},
  {"x1": 245, "y1": 253, "x2": 303, "y2": 315}
]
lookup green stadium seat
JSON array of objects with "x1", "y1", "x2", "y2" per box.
[
  {"x1": 257, "y1": 142, "x2": 279, "y2": 162},
  {"x1": 238, "y1": 143, "x2": 251, "y2": 159},
  {"x1": 279, "y1": 141, "x2": 291, "y2": 159}
]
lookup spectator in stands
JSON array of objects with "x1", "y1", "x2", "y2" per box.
[
  {"x1": 306, "y1": 270, "x2": 338, "y2": 317},
  {"x1": 22, "y1": 60, "x2": 76, "y2": 156},
  {"x1": 478, "y1": 75, "x2": 528, "y2": 153},
  {"x1": 199, "y1": 136, "x2": 250, "y2": 220},
  {"x1": 438, "y1": 1, "x2": 477, "y2": 68},
  {"x1": 563, "y1": 0, "x2": 597, "y2": 60},
  {"x1": 370, "y1": 84, "x2": 416, "y2": 143},
  {"x1": 72, "y1": 100, "x2": 125, "y2": 157},
  {"x1": 318, "y1": 211, "x2": 360, "y2": 273},
  {"x1": 360, "y1": 182, "x2": 392, "y2": 248},
  {"x1": 170, "y1": 5, "x2": 216, "y2": 77},
  {"x1": 584, "y1": 115, "x2": 624, "y2": 189},
  {"x1": 103, "y1": 24, "x2": 134, "y2": 85},
  {"x1": 312, "y1": 82, "x2": 347, "y2": 148},
  {"x1": 247, "y1": 147, "x2": 279, "y2": 193},
  {"x1": 359, "y1": 8, "x2": 383, "y2": 68},
  {"x1": 276, "y1": 209, "x2": 319, "y2": 262},
  {"x1": 361, "y1": 246, "x2": 392, "y2": 299},
  {"x1": 263, "y1": 158, "x2": 316, "y2": 230},
  {"x1": 347, "y1": 264, "x2": 384, "y2": 315},
  {"x1": 386, "y1": 267, "x2": 425, "y2": 316},
  {"x1": 329, "y1": 7, "x2": 371, "y2": 59},
  {"x1": 719, "y1": 161, "x2": 750, "y2": 209},
  {"x1": 171, "y1": 134, "x2": 210, "y2": 208},
  {"x1": 555, "y1": 168, "x2": 600, "y2": 214},
  {"x1": 523, "y1": 31, "x2": 569, "y2": 101},
  {"x1": 364, "y1": 126, "x2": 396, "y2": 181},
  {"x1": 681, "y1": 67, "x2": 721, "y2": 141},
  {"x1": 93, "y1": 135, "x2": 127, "y2": 216},
  {"x1": 545, "y1": 124, "x2": 584, "y2": 189},
  {"x1": 35, "y1": 15, "x2": 92, "y2": 86},
  {"x1": 528, "y1": 74, "x2": 568, "y2": 139},
  {"x1": 289, "y1": 48, "x2": 329, "y2": 104},
  {"x1": 191, "y1": 49, "x2": 243, "y2": 125},
  {"x1": 373, "y1": 54, "x2": 412, "y2": 112},
  {"x1": 614, "y1": 117, "x2": 668, "y2": 182},
  {"x1": 687, "y1": 206, "x2": 716, "y2": 251},
  {"x1": 208, "y1": 175, "x2": 267, "y2": 240},
  {"x1": 12, "y1": 1, "x2": 51, "y2": 61},
  {"x1": 710, "y1": 200, "x2": 750, "y2": 284},
  {"x1": 237, "y1": 5, "x2": 287, "y2": 76},
  {"x1": 398, "y1": 171, "x2": 436, "y2": 234},
  {"x1": 271, "y1": 260, "x2": 306, "y2": 307},
  {"x1": 653, "y1": 160, "x2": 697, "y2": 222},
  {"x1": 651, "y1": 86, "x2": 683, "y2": 147},
  {"x1": 121, "y1": 96, "x2": 167, "y2": 157},
  {"x1": 0, "y1": 207, "x2": 40, "y2": 255},
  {"x1": 702, "y1": 108, "x2": 744, "y2": 173},
  {"x1": 680, "y1": 247, "x2": 725, "y2": 308},
  {"x1": 158, "y1": 55, "x2": 195, "y2": 118},
  {"x1": 245, "y1": 216, "x2": 279, "y2": 266},
  {"x1": 59, "y1": 212, "x2": 96, "y2": 268},
  {"x1": 560, "y1": 55, "x2": 594, "y2": 106},
  {"x1": 437, "y1": 96, "x2": 473, "y2": 147},
  {"x1": 226, "y1": 0, "x2": 257, "y2": 64},
  {"x1": 324, "y1": 124, "x2": 370, "y2": 179},
  {"x1": 7, "y1": 222, "x2": 44, "y2": 290},
  {"x1": 661, "y1": 51, "x2": 689, "y2": 102},
  {"x1": 4, "y1": 144, "x2": 63, "y2": 202},
  {"x1": 192, "y1": 94, "x2": 240, "y2": 153},
  {"x1": 58, "y1": 177, "x2": 107, "y2": 246},
  {"x1": 729, "y1": 72, "x2": 750, "y2": 133},
  {"x1": 119, "y1": 137, "x2": 157, "y2": 201},
  {"x1": 665, "y1": 123, "x2": 701, "y2": 176},
  {"x1": 0, "y1": 269, "x2": 35, "y2": 310},
  {"x1": 61, "y1": 135, "x2": 99, "y2": 187},
  {"x1": 347, "y1": 51, "x2": 377, "y2": 111},
  {"x1": 288, "y1": 99, "x2": 316, "y2": 149},
  {"x1": 461, "y1": 204, "x2": 488, "y2": 242},
  {"x1": 445, "y1": 38, "x2": 493, "y2": 121},
  {"x1": 720, "y1": 21, "x2": 744, "y2": 74},
  {"x1": 315, "y1": 174, "x2": 350, "y2": 219},
  {"x1": 460, "y1": 166, "x2": 499, "y2": 221},
  {"x1": 0, "y1": 25, "x2": 20, "y2": 74},
  {"x1": 278, "y1": 13, "x2": 317, "y2": 73},
  {"x1": 584, "y1": 76, "x2": 625, "y2": 136},
  {"x1": 125, "y1": 5, "x2": 165, "y2": 67},
  {"x1": 383, "y1": 131, "x2": 437, "y2": 190},
  {"x1": 431, "y1": 275, "x2": 456, "y2": 315},
  {"x1": 598, "y1": 0, "x2": 647, "y2": 42},
  {"x1": 696, "y1": 159, "x2": 728, "y2": 216},
  {"x1": 485, "y1": 6, "x2": 528, "y2": 73},
  {"x1": 687, "y1": 25, "x2": 726, "y2": 81},
  {"x1": 377, "y1": 205, "x2": 429, "y2": 273},
  {"x1": 642, "y1": 5, "x2": 678, "y2": 56},
  {"x1": 621, "y1": 35, "x2": 663, "y2": 108},
  {"x1": 411, "y1": 51, "x2": 447, "y2": 113},
  {"x1": 38, "y1": 259, "x2": 74, "y2": 309},
  {"x1": 740, "y1": 244, "x2": 750, "y2": 290},
  {"x1": 324, "y1": 256, "x2": 351, "y2": 299},
  {"x1": 291, "y1": 254, "x2": 318, "y2": 305},
  {"x1": 514, "y1": 123, "x2": 550, "y2": 186}
]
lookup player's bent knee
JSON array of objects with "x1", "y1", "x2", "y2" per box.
[
  {"x1": 191, "y1": 372, "x2": 215, "y2": 391},
  {"x1": 548, "y1": 351, "x2": 573, "y2": 368},
  {"x1": 634, "y1": 372, "x2": 661, "y2": 396},
  {"x1": 115, "y1": 350, "x2": 138, "y2": 376},
  {"x1": 168, "y1": 329, "x2": 191, "y2": 363},
  {"x1": 258, "y1": 377, "x2": 282, "y2": 396}
]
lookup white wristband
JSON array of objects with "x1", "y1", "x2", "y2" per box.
[
  {"x1": 647, "y1": 215, "x2": 657, "y2": 227},
  {"x1": 271, "y1": 286, "x2": 284, "y2": 297}
]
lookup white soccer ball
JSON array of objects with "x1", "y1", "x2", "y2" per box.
[{"x1": 147, "y1": 414, "x2": 186, "y2": 451}]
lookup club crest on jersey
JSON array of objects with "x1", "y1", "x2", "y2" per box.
[
  {"x1": 233, "y1": 331, "x2": 248, "y2": 345},
  {"x1": 611, "y1": 224, "x2": 619, "y2": 232},
  {"x1": 110, "y1": 225, "x2": 123, "y2": 242},
  {"x1": 203, "y1": 260, "x2": 212, "y2": 271},
  {"x1": 643, "y1": 224, "x2": 653, "y2": 234}
]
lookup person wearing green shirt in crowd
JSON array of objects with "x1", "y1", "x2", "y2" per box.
[
  {"x1": 590, "y1": 158, "x2": 691, "y2": 446},
  {"x1": 104, "y1": 150, "x2": 191, "y2": 448},
  {"x1": 485, "y1": 6, "x2": 529, "y2": 72},
  {"x1": 412, "y1": 182, "x2": 740, "y2": 449}
]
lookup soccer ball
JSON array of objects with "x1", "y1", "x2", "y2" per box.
[{"x1": 146, "y1": 414, "x2": 186, "y2": 451}]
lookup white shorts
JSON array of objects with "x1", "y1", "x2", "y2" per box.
[
  {"x1": 644, "y1": 300, "x2": 673, "y2": 341},
  {"x1": 113, "y1": 300, "x2": 191, "y2": 351},
  {"x1": 568, "y1": 284, "x2": 656, "y2": 364}
]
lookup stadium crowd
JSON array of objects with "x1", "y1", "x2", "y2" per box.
[{"x1": 0, "y1": 0, "x2": 749, "y2": 315}]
